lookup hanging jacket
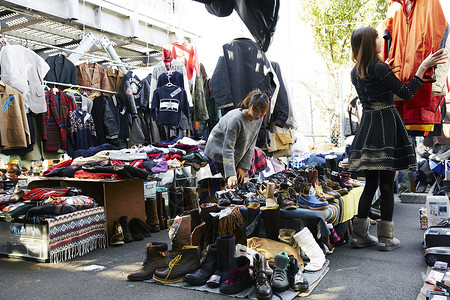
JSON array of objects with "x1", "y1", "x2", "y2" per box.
[
  {"x1": 123, "y1": 70, "x2": 151, "y2": 115},
  {"x1": 41, "y1": 89, "x2": 77, "y2": 151},
  {"x1": 383, "y1": 0, "x2": 447, "y2": 83},
  {"x1": 44, "y1": 54, "x2": 78, "y2": 89},
  {"x1": 210, "y1": 38, "x2": 277, "y2": 111},
  {"x1": 77, "y1": 62, "x2": 111, "y2": 96},
  {"x1": 0, "y1": 45, "x2": 50, "y2": 114},
  {"x1": 0, "y1": 84, "x2": 30, "y2": 149},
  {"x1": 384, "y1": 0, "x2": 448, "y2": 126}
]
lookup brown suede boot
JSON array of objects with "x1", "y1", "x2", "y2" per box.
[
  {"x1": 127, "y1": 242, "x2": 168, "y2": 281},
  {"x1": 145, "y1": 198, "x2": 160, "y2": 233},
  {"x1": 153, "y1": 245, "x2": 200, "y2": 284},
  {"x1": 182, "y1": 187, "x2": 199, "y2": 212},
  {"x1": 168, "y1": 214, "x2": 192, "y2": 258}
]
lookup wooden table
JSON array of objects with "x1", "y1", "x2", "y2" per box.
[{"x1": 27, "y1": 177, "x2": 145, "y2": 244}]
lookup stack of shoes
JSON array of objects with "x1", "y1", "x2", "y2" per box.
[
  {"x1": 297, "y1": 187, "x2": 329, "y2": 210},
  {"x1": 326, "y1": 179, "x2": 348, "y2": 196}
]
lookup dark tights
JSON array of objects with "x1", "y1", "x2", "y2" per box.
[{"x1": 356, "y1": 170, "x2": 396, "y2": 221}]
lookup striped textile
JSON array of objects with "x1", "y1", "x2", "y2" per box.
[{"x1": 47, "y1": 207, "x2": 106, "y2": 263}]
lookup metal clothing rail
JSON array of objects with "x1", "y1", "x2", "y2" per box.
[
  {"x1": 44, "y1": 80, "x2": 117, "y2": 94},
  {"x1": 2, "y1": 34, "x2": 135, "y2": 69}
]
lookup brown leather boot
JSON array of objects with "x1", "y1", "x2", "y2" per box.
[
  {"x1": 145, "y1": 198, "x2": 160, "y2": 233},
  {"x1": 156, "y1": 191, "x2": 168, "y2": 229},
  {"x1": 168, "y1": 214, "x2": 191, "y2": 258},
  {"x1": 182, "y1": 187, "x2": 199, "y2": 212},
  {"x1": 119, "y1": 215, "x2": 133, "y2": 243},
  {"x1": 127, "y1": 242, "x2": 168, "y2": 281},
  {"x1": 153, "y1": 245, "x2": 200, "y2": 284},
  {"x1": 308, "y1": 169, "x2": 319, "y2": 186}
]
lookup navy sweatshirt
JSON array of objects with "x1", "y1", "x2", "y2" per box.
[{"x1": 151, "y1": 84, "x2": 190, "y2": 127}]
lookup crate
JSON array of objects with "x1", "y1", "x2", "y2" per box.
[
  {"x1": 144, "y1": 181, "x2": 157, "y2": 198},
  {"x1": 0, "y1": 221, "x2": 49, "y2": 261}
]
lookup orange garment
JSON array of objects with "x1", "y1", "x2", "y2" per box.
[
  {"x1": 162, "y1": 41, "x2": 199, "y2": 81},
  {"x1": 383, "y1": 0, "x2": 447, "y2": 83}
]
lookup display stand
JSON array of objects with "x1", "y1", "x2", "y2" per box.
[{"x1": 26, "y1": 177, "x2": 145, "y2": 243}]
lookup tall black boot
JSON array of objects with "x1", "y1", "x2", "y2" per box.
[
  {"x1": 184, "y1": 244, "x2": 217, "y2": 285},
  {"x1": 168, "y1": 187, "x2": 183, "y2": 218},
  {"x1": 206, "y1": 235, "x2": 235, "y2": 288},
  {"x1": 246, "y1": 203, "x2": 260, "y2": 238},
  {"x1": 261, "y1": 206, "x2": 281, "y2": 241}
]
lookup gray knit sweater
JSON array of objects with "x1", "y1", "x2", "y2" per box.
[{"x1": 204, "y1": 108, "x2": 263, "y2": 178}]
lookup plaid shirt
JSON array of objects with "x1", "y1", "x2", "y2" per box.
[
  {"x1": 24, "y1": 187, "x2": 73, "y2": 201},
  {"x1": 41, "y1": 89, "x2": 77, "y2": 151},
  {"x1": 249, "y1": 147, "x2": 268, "y2": 176}
]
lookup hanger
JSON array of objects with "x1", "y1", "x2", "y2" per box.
[{"x1": 165, "y1": 74, "x2": 174, "y2": 87}]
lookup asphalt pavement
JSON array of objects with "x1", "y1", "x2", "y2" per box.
[{"x1": 0, "y1": 195, "x2": 427, "y2": 300}]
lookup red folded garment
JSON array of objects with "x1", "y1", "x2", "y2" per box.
[
  {"x1": 111, "y1": 160, "x2": 126, "y2": 166},
  {"x1": 43, "y1": 160, "x2": 73, "y2": 175},
  {"x1": 74, "y1": 170, "x2": 123, "y2": 180}
]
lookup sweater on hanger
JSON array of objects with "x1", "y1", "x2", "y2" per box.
[
  {"x1": 151, "y1": 84, "x2": 190, "y2": 127},
  {"x1": 150, "y1": 60, "x2": 192, "y2": 107}
]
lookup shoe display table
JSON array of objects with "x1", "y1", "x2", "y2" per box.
[
  {"x1": 27, "y1": 177, "x2": 146, "y2": 244},
  {"x1": 0, "y1": 207, "x2": 106, "y2": 262}
]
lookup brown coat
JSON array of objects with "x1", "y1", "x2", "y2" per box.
[
  {"x1": 77, "y1": 62, "x2": 112, "y2": 95},
  {"x1": 105, "y1": 66, "x2": 125, "y2": 93},
  {"x1": 0, "y1": 84, "x2": 31, "y2": 148}
]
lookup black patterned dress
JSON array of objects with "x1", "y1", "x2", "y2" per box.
[{"x1": 348, "y1": 61, "x2": 423, "y2": 171}]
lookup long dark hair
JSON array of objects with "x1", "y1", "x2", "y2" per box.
[
  {"x1": 351, "y1": 27, "x2": 380, "y2": 80},
  {"x1": 238, "y1": 89, "x2": 269, "y2": 109}
]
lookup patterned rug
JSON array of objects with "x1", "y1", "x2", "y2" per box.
[
  {"x1": 47, "y1": 207, "x2": 107, "y2": 263},
  {"x1": 146, "y1": 259, "x2": 329, "y2": 299}
]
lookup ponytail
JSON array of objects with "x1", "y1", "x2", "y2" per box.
[{"x1": 238, "y1": 89, "x2": 269, "y2": 109}]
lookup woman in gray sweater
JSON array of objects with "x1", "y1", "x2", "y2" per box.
[{"x1": 205, "y1": 90, "x2": 269, "y2": 187}]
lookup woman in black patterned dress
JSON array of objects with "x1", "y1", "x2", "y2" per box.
[{"x1": 348, "y1": 27, "x2": 447, "y2": 251}]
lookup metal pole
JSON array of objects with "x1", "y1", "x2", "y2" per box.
[
  {"x1": 99, "y1": 36, "x2": 128, "y2": 74},
  {"x1": 339, "y1": 69, "x2": 345, "y2": 147}
]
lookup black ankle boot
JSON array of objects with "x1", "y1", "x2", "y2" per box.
[
  {"x1": 219, "y1": 256, "x2": 253, "y2": 294},
  {"x1": 184, "y1": 244, "x2": 217, "y2": 285}
]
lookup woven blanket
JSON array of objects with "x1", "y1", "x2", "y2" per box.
[{"x1": 47, "y1": 207, "x2": 106, "y2": 263}]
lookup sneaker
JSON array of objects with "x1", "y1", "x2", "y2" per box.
[
  {"x1": 287, "y1": 257, "x2": 309, "y2": 292},
  {"x1": 270, "y1": 251, "x2": 289, "y2": 293}
]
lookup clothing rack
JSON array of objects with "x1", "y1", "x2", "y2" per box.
[
  {"x1": 43, "y1": 80, "x2": 117, "y2": 94},
  {"x1": 2, "y1": 34, "x2": 136, "y2": 70}
]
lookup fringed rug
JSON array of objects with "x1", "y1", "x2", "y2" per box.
[
  {"x1": 146, "y1": 259, "x2": 329, "y2": 299},
  {"x1": 47, "y1": 207, "x2": 107, "y2": 263}
]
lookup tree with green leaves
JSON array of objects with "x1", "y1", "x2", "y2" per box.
[{"x1": 299, "y1": 0, "x2": 388, "y2": 145}]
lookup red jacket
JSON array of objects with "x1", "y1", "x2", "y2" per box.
[{"x1": 384, "y1": 0, "x2": 448, "y2": 125}]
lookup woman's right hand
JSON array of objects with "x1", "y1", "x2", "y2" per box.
[
  {"x1": 227, "y1": 175, "x2": 238, "y2": 188},
  {"x1": 416, "y1": 49, "x2": 448, "y2": 79},
  {"x1": 420, "y1": 49, "x2": 448, "y2": 69}
]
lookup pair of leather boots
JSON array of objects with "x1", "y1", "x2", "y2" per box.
[
  {"x1": 110, "y1": 216, "x2": 151, "y2": 246},
  {"x1": 127, "y1": 212, "x2": 206, "y2": 282},
  {"x1": 127, "y1": 242, "x2": 201, "y2": 283},
  {"x1": 145, "y1": 191, "x2": 168, "y2": 233}
]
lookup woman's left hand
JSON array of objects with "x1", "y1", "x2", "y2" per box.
[{"x1": 237, "y1": 168, "x2": 246, "y2": 184}]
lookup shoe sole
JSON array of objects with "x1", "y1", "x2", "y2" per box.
[{"x1": 153, "y1": 275, "x2": 184, "y2": 284}]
